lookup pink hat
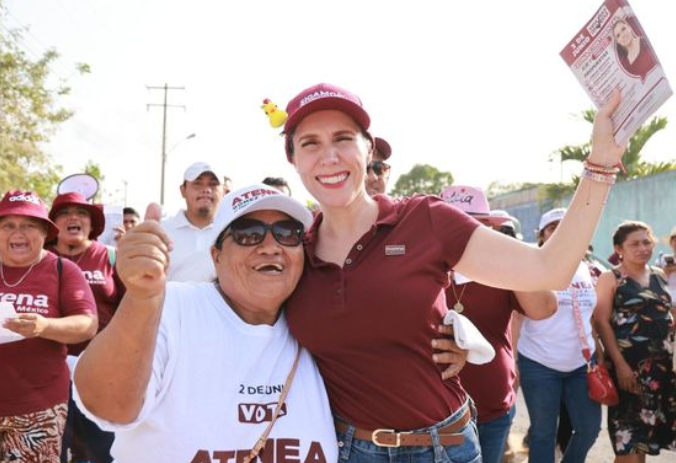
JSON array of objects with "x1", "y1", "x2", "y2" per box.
[
  {"x1": 374, "y1": 137, "x2": 392, "y2": 160},
  {"x1": 49, "y1": 192, "x2": 106, "y2": 240},
  {"x1": 0, "y1": 191, "x2": 60, "y2": 241},
  {"x1": 284, "y1": 83, "x2": 371, "y2": 162},
  {"x1": 440, "y1": 185, "x2": 510, "y2": 226}
]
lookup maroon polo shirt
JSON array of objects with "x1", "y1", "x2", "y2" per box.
[
  {"x1": 0, "y1": 253, "x2": 96, "y2": 415},
  {"x1": 447, "y1": 282, "x2": 525, "y2": 424},
  {"x1": 286, "y1": 194, "x2": 480, "y2": 430},
  {"x1": 48, "y1": 241, "x2": 125, "y2": 355}
]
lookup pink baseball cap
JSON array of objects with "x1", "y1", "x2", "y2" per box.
[
  {"x1": 283, "y1": 83, "x2": 371, "y2": 162},
  {"x1": 0, "y1": 190, "x2": 60, "y2": 241},
  {"x1": 440, "y1": 185, "x2": 510, "y2": 226}
]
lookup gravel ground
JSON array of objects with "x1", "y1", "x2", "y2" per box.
[{"x1": 504, "y1": 389, "x2": 674, "y2": 463}]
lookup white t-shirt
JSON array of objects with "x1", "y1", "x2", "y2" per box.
[
  {"x1": 161, "y1": 211, "x2": 225, "y2": 282},
  {"x1": 74, "y1": 283, "x2": 338, "y2": 463},
  {"x1": 517, "y1": 262, "x2": 597, "y2": 372}
]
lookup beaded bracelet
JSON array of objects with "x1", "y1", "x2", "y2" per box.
[
  {"x1": 581, "y1": 167, "x2": 616, "y2": 185},
  {"x1": 582, "y1": 160, "x2": 620, "y2": 175}
]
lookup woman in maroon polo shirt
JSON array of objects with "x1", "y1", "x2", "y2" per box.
[
  {"x1": 441, "y1": 185, "x2": 557, "y2": 463},
  {"x1": 0, "y1": 190, "x2": 97, "y2": 462},
  {"x1": 47, "y1": 192, "x2": 125, "y2": 463},
  {"x1": 281, "y1": 82, "x2": 626, "y2": 463}
]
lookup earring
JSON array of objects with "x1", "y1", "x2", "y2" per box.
[{"x1": 619, "y1": 254, "x2": 624, "y2": 260}]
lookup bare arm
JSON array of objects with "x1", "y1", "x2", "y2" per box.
[
  {"x1": 594, "y1": 271, "x2": 639, "y2": 394},
  {"x1": 3, "y1": 313, "x2": 97, "y2": 343},
  {"x1": 514, "y1": 290, "x2": 558, "y2": 320},
  {"x1": 74, "y1": 221, "x2": 171, "y2": 424},
  {"x1": 455, "y1": 91, "x2": 626, "y2": 291},
  {"x1": 511, "y1": 311, "x2": 524, "y2": 390}
]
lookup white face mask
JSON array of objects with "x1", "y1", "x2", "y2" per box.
[{"x1": 453, "y1": 271, "x2": 472, "y2": 285}]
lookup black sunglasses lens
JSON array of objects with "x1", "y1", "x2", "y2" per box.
[
  {"x1": 230, "y1": 220, "x2": 266, "y2": 246},
  {"x1": 368, "y1": 161, "x2": 389, "y2": 177},
  {"x1": 229, "y1": 219, "x2": 303, "y2": 247},
  {"x1": 271, "y1": 220, "x2": 303, "y2": 246}
]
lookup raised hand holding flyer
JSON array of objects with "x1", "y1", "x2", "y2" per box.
[{"x1": 561, "y1": 0, "x2": 672, "y2": 143}]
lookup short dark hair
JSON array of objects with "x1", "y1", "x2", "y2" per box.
[
  {"x1": 262, "y1": 177, "x2": 291, "y2": 195},
  {"x1": 123, "y1": 207, "x2": 139, "y2": 218},
  {"x1": 612, "y1": 221, "x2": 656, "y2": 247}
]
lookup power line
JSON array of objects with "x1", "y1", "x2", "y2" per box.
[
  {"x1": 147, "y1": 84, "x2": 186, "y2": 206},
  {"x1": 1, "y1": 7, "x2": 71, "y2": 81}
]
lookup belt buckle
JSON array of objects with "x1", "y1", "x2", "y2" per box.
[{"x1": 372, "y1": 429, "x2": 410, "y2": 448}]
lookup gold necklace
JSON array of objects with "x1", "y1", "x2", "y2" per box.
[
  {"x1": 0, "y1": 255, "x2": 42, "y2": 288},
  {"x1": 450, "y1": 274, "x2": 468, "y2": 313}
]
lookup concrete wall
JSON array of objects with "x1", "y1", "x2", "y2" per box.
[{"x1": 490, "y1": 170, "x2": 676, "y2": 259}]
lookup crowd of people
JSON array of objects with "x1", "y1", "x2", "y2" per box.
[{"x1": 1, "y1": 82, "x2": 675, "y2": 463}]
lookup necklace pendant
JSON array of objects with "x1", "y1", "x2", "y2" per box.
[{"x1": 453, "y1": 302, "x2": 464, "y2": 313}]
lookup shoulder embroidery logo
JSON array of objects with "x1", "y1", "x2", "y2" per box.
[{"x1": 385, "y1": 245, "x2": 405, "y2": 256}]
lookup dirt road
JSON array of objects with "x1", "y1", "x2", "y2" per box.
[{"x1": 504, "y1": 390, "x2": 674, "y2": 463}]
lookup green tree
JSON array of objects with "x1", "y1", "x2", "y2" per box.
[
  {"x1": 546, "y1": 109, "x2": 674, "y2": 202},
  {"x1": 0, "y1": 8, "x2": 88, "y2": 198},
  {"x1": 485, "y1": 180, "x2": 539, "y2": 199},
  {"x1": 390, "y1": 164, "x2": 454, "y2": 197},
  {"x1": 83, "y1": 160, "x2": 104, "y2": 201}
]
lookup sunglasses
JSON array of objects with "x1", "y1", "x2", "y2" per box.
[
  {"x1": 367, "y1": 161, "x2": 391, "y2": 178},
  {"x1": 217, "y1": 218, "x2": 304, "y2": 248}
]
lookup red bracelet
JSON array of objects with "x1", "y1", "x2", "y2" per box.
[
  {"x1": 583, "y1": 162, "x2": 620, "y2": 175},
  {"x1": 584, "y1": 159, "x2": 626, "y2": 174}
]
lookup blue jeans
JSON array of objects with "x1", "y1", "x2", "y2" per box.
[
  {"x1": 477, "y1": 405, "x2": 515, "y2": 463},
  {"x1": 336, "y1": 400, "x2": 482, "y2": 463},
  {"x1": 518, "y1": 354, "x2": 601, "y2": 463}
]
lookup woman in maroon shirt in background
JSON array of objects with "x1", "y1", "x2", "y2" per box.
[
  {"x1": 47, "y1": 192, "x2": 125, "y2": 463},
  {"x1": 442, "y1": 185, "x2": 557, "y2": 463},
  {"x1": 280, "y1": 82, "x2": 626, "y2": 463},
  {"x1": 0, "y1": 190, "x2": 96, "y2": 462}
]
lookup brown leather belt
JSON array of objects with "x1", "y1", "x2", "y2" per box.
[{"x1": 335, "y1": 408, "x2": 469, "y2": 447}]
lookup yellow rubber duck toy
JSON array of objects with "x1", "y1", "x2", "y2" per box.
[{"x1": 261, "y1": 98, "x2": 288, "y2": 128}]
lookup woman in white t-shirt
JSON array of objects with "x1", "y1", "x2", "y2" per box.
[{"x1": 517, "y1": 208, "x2": 601, "y2": 463}]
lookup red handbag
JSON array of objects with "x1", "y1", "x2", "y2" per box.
[
  {"x1": 571, "y1": 289, "x2": 619, "y2": 406},
  {"x1": 586, "y1": 360, "x2": 619, "y2": 406}
]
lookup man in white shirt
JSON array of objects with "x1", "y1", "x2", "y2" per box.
[{"x1": 161, "y1": 162, "x2": 226, "y2": 282}]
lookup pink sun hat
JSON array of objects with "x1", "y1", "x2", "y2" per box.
[{"x1": 440, "y1": 185, "x2": 510, "y2": 226}]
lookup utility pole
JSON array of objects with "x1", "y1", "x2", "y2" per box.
[{"x1": 147, "y1": 84, "x2": 185, "y2": 206}]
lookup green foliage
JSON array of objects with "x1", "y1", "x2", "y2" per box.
[
  {"x1": 0, "y1": 14, "x2": 86, "y2": 199},
  {"x1": 83, "y1": 160, "x2": 104, "y2": 201},
  {"x1": 485, "y1": 180, "x2": 539, "y2": 199},
  {"x1": 546, "y1": 109, "x2": 674, "y2": 203},
  {"x1": 84, "y1": 160, "x2": 104, "y2": 183},
  {"x1": 390, "y1": 164, "x2": 454, "y2": 197},
  {"x1": 545, "y1": 182, "x2": 577, "y2": 207}
]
